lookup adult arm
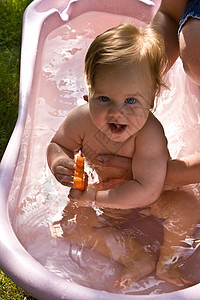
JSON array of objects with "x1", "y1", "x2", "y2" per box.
[
  {"x1": 151, "y1": 0, "x2": 189, "y2": 71},
  {"x1": 165, "y1": 153, "x2": 200, "y2": 187},
  {"x1": 96, "y1": 153, "x2": 200, "y2": 188}
]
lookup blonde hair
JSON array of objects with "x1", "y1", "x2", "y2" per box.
[{"x1": 84, "y1": 24, "x2": 167, "y2": 98}]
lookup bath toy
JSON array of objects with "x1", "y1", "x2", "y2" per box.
[{"x1": 73, "y1": 156, "x2": 88, "y2": 191}]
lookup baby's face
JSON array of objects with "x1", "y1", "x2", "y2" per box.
[{"x1": 88, "y1": 64, "x2": 154, "y2": 143}]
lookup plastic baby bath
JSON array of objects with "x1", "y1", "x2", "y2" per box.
[{"x1": 1, "y1": 0, "x2": 200, "y2": 299}]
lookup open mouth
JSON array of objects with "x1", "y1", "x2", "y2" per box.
[{"x1": 108, "y1": 122, "x2": 127, "y2": 134}]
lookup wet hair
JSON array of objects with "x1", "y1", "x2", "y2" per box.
[{"x1": 84, "y1": 23, "x2": 167, "y2": 99}]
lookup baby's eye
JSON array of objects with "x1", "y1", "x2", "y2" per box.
[
  {"x1": 124, "y1": 98, "x2": 136, "y2": 104},
  {"x1": 99, "y1": 96, "x2": 110, "y2": 102}
]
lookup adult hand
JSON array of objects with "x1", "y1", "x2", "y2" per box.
[
  {"x1": 96, "y1": 154, "x2": 193, "y2": 190},
  {"x1": 96, "y1": 154, "x2": 133, "y2": 180}
]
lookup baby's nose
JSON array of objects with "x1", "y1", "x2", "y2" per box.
[{"x1": 108, "y1": 103, "x2": 124, "y2": 117}]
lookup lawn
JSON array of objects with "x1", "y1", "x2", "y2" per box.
[
  {"x1": 0, "y1": 0, "x2": 36, "y2": 298},
  {"x1": 0, "y1": 0, "x2": 32, "y2": 160},
  {"x1": 0, "y1": 269, "x2": 35, "y2": 299}
]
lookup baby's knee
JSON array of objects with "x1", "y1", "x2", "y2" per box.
[
  {"x1": 151, "y1": 189, "x2": 200, "y2": 221},
  {"x1": 171, "y1": 189, "x2": 200, "y2": 219},
  {"x1": 179, "y1": 18, "x2": 200, "y2": 85}
]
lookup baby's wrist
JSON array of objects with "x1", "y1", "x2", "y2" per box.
[
  {"x1": 94, "y1": 190, "x2": 104, "y2": 207},
  {"x1": 94, "y1": 190, "x2": 97, "y2": 202},
  {"x1": 92, "y1": 187, "x2": 97, "y2": 202},
  {"x1": 85, "y1": 185, "x2": 97, "y2": 202}
]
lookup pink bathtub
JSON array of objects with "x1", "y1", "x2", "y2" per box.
[{"x1": 1, "y1": 0, "x2": 200, "y2": 299}]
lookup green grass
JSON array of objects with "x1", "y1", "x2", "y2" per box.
[
  {"x1": 0, "y1": 0, "x2": 37, "y2": 298},
  {"x1": 0, "y1": 270, "x2": 35, "y2": 299},
  {"x1": 0, "y1": 0, "x2": 33, "y2": 160}
]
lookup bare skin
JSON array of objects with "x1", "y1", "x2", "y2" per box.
[
  {"x1": 149, "y1": 0, "x2": 200, "y2": 186},
  {"x1": 96, "y1": 152, "x2": 200, "y2": 189},
  {"x1": 49, "y1": 128, "x2": 200, "y2": 288},
  {"x1": 48, "y1": 64, "x2": 169, "y2": 288},
  {"x1": 143, "y1": 189, "x2": 200, "y2": 286},
  {"x1": 48, "y1": 25, "x2": 200, "y2": 286},
  {"x1": 68, "y1": 169, "x2": 200, "y2": 287},
  {"x1": 151, "y1": 0, "x2": 200, "y2": 85},
  {"x1": 48, "y1": 99, "x2": 200, "y2": 288},
  {"x1": 87, "y1": 1, "x2": 200, "y2": 286},
  {"x1": 58, "y1": 201, "x2": 157, "y2": 289},
  {"x1": 85, "y1": 0, "x2": 200, "y2": 286},
  {"x1": 90, "y1": 5, "x2": 200, "y2": 284}
]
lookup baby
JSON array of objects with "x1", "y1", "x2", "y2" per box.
[{"x1": 47, "y1": 24, "x2": 200, "y2": 288}]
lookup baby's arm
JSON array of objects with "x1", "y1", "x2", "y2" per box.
[
  {"x1": 75, "y1": 116, "x2": 169, "y2": 209},
  {"x1": 47, "y1": 142, "x2": 75, "y2": 187},
  {"x1": 47, "y1": 105, "x2": 85, "y2": 187}
]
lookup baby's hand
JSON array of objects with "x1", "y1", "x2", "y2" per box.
[
  {"x1": 52, "y1": 157, "x2": 75, "y2": 187},
  {"x1": 68, "y1": 186, "x2": 96, "y2": 207}
]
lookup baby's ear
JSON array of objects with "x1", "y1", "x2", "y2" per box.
[{"x1": 83, "y1": 95, "x2": 89, "y2": 102}]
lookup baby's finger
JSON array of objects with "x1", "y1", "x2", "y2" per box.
[
  {"x1": 55, "y1": 173, "x2": 74, "y2": 187},
  {"x1": 56, "y1": 165, "x2": 75, "y2": 176},
  {"x1": 69, "y1": 188, "x2": 81, "y2": 200}
]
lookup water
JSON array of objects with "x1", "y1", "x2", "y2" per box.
[{"x1": 8, "y1": 11, "x2": 200, "y2": 295}]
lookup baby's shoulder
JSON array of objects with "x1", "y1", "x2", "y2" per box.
[
  {"x1": 69, "y1": 103, "x2": 89, "y2": 116},
  {"x1": 144, "y1": 112, "x2": 165, "y2": 135},
  {"x1": 135, "y1": 113, "x2": 168, "y2": 156},
  {"x1": 67, "y1": 103, "x2": 90, "y2": 123},
  {"x1": 137, "y1": 112, "x2": 167, "y2": 146},
  {"x1": 61, "y1": 103, "x2": 93, "y2": 136}
]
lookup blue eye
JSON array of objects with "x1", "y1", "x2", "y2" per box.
[
  {"x1": 99, "y1": 96, "x2": 110, "y2": 102},
  {"x1": 125, "y1": 98, "x2": 136, "y2": 104}
]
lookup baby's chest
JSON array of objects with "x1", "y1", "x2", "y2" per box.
[{"x1": 81, "y1": 131, "x2": 135, "y2": 164}]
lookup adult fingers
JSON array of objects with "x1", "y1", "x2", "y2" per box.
[{"x1": 96, "y1": 154, "x2": 132, "y2": 179}]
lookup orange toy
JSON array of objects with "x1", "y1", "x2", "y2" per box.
[{"x1": 73, "y1": 156, "x2": 88, "y2": 191}]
